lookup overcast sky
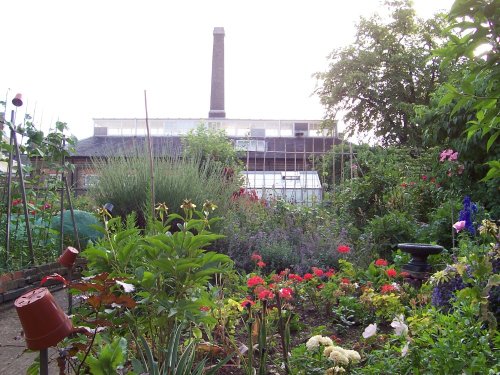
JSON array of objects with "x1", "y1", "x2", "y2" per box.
[{"x1": 1, "y1": 0, "x2": 454, "y2": 141}]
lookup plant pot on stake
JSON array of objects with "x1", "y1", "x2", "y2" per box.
[
  {"x1": 58, "y1": 246, "x2": 79, "y2": 313},
  {"x1": 15, "y1": 287, "x2": 73, "y2": 374}
]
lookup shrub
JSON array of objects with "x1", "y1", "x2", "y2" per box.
[{"x1": 361, "y1": 211, "x2": 417, "y2": 260}]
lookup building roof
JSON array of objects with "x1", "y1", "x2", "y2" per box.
[
  {"x1": 73, "y1": 136, "x2": 183, "y2": 158},
  {"x1": 73, "y1": 135, "x2": 338, "y2": 158}
]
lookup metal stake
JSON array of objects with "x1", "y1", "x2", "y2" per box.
[{"x1": 40, "y1": 348, "x2": 48, "y2": 375}]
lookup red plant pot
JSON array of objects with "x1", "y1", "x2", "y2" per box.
[
  {"x1": 15, "y1": 287, "x2": 73, "y2": 350},
  {"x1": 58, "y1": 246, "x2": 79, "y2": 268}
]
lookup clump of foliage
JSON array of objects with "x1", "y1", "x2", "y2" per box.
[{"x1": 90, "y1": 150, "x2": 240, "y2": 227}]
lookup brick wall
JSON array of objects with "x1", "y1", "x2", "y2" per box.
[{"x1": 0, "y1": 259, "x2": 86, "y2": 304}]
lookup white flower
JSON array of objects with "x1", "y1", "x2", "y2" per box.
[
  {"x1": 345, "y1": 349, "x2": 361, "y2": 363},
  {"x1": 324, "y1": 346, "x2": 335, "y2": 357},
  {"x1": 116, "y1": 280, "x2": 135, "y2": 293},
  {"x1": 319, "y1": 336, "x2": 334, "y2": 347},
  {"x1": 401, "y1": 341, "x2": 409, "y2": 357},
  {"x1": 306, "y1": 335, "x2": 321, "y2": 351},
  {"x1": 353, "y1": 282, "x2": 359, "y2": 289},
  {"x1": 391, "y1": 315, "x2": 408, "y2": 336},
  {"x1": 329, "y1": 349, "x2": 349, "y2": 366},
  {"x1": 362, "y1": 323, "x2": 377, "y2": 338},
  {"x1": 326, "y1": 366, "x2": 346, "y2": 374},
  {"x1": 391, "y1": 282, "x2": 400, "y2": 291}
]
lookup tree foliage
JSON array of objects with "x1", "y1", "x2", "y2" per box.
[
  {"x1": 181, "y1": 124, "x2": 241, "y2": 169},
  {"x1": 315, "y1": 0, "x2": 448, "y2": 146},
  {"x1": 435, "y1": 0, "x2": 500, "y2": 181}
]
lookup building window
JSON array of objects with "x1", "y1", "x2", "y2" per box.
[
  {"x1": 84, "y1": 174, "x2": 99, "y2": 187},
  {"x1": 235, "y1": 140, "x2": 267, "y2": 152}
]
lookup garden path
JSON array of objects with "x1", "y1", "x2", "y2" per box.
[{"x1": 0, "y1": 287, "x2": 68, "y2": 374}]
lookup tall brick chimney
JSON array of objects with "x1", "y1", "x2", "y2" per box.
[{"x1": 209, "y1": 27, "x2": 226, "y2": 118}]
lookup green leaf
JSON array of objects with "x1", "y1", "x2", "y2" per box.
[{"x1": 486, "y1": 130, "x2": 499, "y2": 151}]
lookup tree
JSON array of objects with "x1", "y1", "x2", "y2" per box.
[
  {"x1": 181, "y1": 124, "x2": 242, "y2": 169},
  {"x1": 315, "y1": 0, "x2": 448, "y2": 146},
  {"x1": 436, "y1": 0, "x2": 499, "y2": 181}
]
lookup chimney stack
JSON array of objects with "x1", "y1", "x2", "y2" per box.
[{"x1": 209, "y1": 27, "x2": 226, "y2": 118}]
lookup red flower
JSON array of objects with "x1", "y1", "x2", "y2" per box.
[
  {"x1": 258, "y1": 289, "x2": 275, "y2": 300},
  {"x1": 421, "y1": 175, "x2": 428, "y2": 181},
  {"x1": 303, "y1": 273, "x2": 314, "y2": 281},
  {"x1": 251, "y1": 253, "x2": 262, "y2": 262},
  {"x1": 271, "y1": 274, "x2": 282, "y2": 282},
  {"x1": 375, "y1": 259, "x2": 388, "y2": 267},
  {"x1": 279, "y1": 287, "x2": 293, "y2": 300},
  {"x1": 400, "y1": 182, "x2": 408, "y2": 188},
  {"x1": 247, "y1": 276, "x2": 265, "y2": 288},
  {"x1": 325, "y1": 268, "x2": 335, "y2": 278},
  {"x1": 279, "y1": 268, "x2": 290, "y2": 276},
  {"x1": 12, "y1": 199, "x2": 22, "y2": 206},
  {"x1": 317, "y1": 283, "x2": 325, "y2": 289},
  {"x1": 256, "y1": 261, "x2": 266, "y2": 268},
  {"x1": 200, "y1": 306, "x2": 210, "y2": 312},
  {"x1": 312, "y1": 267, "x2": 324, "y2": 277},
  {"x1": 289, "y1": 273, "x2": 303, "y2": 282},
  {"x1": 341, "y1": 278, "x2": 350, "y2": 284},
  {"x1": 400, "y1": 271, "x2": 410, "y2": 278},
  {"x1": 330, "y1": 335, "x2": 342, "y2": 344},
  {"x1": 337, "y1": 245, "x2": 350, "y2": 253},
  {"x1": 241, "y1": 299, "x2": 255, "y2": 308},
  {"x1": 42, "y1": 203, "x2": 52, "y2": 210},
  {"x1": 380, "y1": 284, "x2": 397, "y2": 294},
  {"x1": 386, "y1": 268, "x2": 397, "y2": 278}
]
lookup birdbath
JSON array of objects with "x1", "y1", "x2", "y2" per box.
[{"x1": 398, "y1": 243, "x2": 444, "y2": 278}]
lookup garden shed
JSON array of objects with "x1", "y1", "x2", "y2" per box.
[{"x1": 241, "y1": 170, "x2": 323, "y2": 205}]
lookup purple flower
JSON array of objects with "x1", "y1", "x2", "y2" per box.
[{"x1": 458, "y1": 196, "x2": 477, "y2": 235}]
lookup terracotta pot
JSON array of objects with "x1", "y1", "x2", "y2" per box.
[
  {"x1": 15, "y1": 287, "x2": 73, "y2": 350},
  {"x1": 12, "y1": 93, "x2": 23, "y2": 107},
  {"x1": 58, "y1": 246, "x2": 79, "y2": 268}
]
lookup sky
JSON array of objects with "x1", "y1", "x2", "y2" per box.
[{"x1": 1, "y1": 0, "x2": 455, "y2": 141}]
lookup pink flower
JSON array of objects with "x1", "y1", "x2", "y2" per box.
[
  {"x1": 247, "y1": 276, "x2": 265, "y2": 288},
  {"x1": 337, "y1": 245, "x2": 350, "y2": 253},
  {"x1": 256, "y1": 261, "x2": 266, "y2": 268},
  {"x1": 375, "y1": 259, "x2": 388, "y2": 267},
  {"x1": 421, "y1": 175, "x2": 427, "y2": 181},
  {"x1": 453, "y1": 220, "x2": 466, "y2": 232},
  {"x1": 439, "y1": 149, "x2": 454, "y2": 162},
  {"x1": 449, "y1": 151, "x2": 458, "y2": 161},
  {"x1": 251, "y1": 253, "x2": 262, "y2": 262}
]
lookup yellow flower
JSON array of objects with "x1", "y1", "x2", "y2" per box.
[
  {"x1": 203, "y1": 200, "x2": 217, "y2": 213},
  {"x1": 180, "y1": 199, "x2": 196, "y2": 210},
  {"x1": 155, "y1": 202, "x2": 169, "y2": 212}
]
